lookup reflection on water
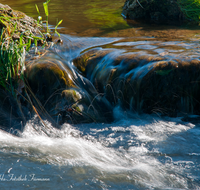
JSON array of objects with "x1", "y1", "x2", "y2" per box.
[
  {"x1": 3, "y1": 0, "x2": 200, "y2": 38},
  {"x1": 2, "y1": 0, "x2": 129, "y2": 36}
]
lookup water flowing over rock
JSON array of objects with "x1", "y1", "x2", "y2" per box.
[
  {"x1": 1, "y1": 3, "x2": 200, "y2": 132},
  {"x1": 73, "y1": 44, "x2": 200, "y2": 117},
  {"x1": 25, "y1": 51, "x2": 113, "y2": 125},
  {"x1": 1, "y1": 38, "x2": 200, "y2": 131}
]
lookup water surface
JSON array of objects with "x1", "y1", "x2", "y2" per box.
[
  {"x1": 2, "y1": 0, "x2": 128, "y2": 36},
  {"x1": 3, "y1": 0, "x2": 200, "y2": 38},
  {"x1": 0, "y1": 109, "x2": 200, "y2": 189}
]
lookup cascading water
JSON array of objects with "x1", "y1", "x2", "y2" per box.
[
  {"x1": 0, "y1": 35, "x2": 200, "y2": 189},
  {"x1": 0, "y1": 107, "x2": 200, "y2": 189}
]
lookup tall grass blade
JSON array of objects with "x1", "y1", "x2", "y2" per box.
[
  {"x1": 35, "y1": 4, "x2": 40, "y2": 15},
  {"x1": 55, "y1": 19, "x2": 63, "y2": 38}
]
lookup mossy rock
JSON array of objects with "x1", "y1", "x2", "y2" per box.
[
  {"x1": 25, "y1": 52, "x2": 76, "y2": 114},
  {"x1": 62, "y1": 89, "x2": 82, "y2": 103},
  {"x1": 122, "y1": 0, "x2": 184, "y2": 24},
  {"x1": 73, "y1": 48, "x2": 200, "y2": 117},
  {"x1": 25, "y1": 52, "x2": 113, "y2": 124},
  {"x1": 0, "y1": 3, "x2": 40, "y2": 40}
]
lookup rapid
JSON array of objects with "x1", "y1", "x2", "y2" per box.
[{"x1": 0, "y1": 107, "x2": 200, "y2": 189}]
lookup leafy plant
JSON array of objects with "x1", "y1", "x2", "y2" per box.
[
  {"x1": 35, "y1": 0, "x2": 63, "y2": 39},
  {"x1": 0, "y1": 0, "x2": 63, "y2": 94},
  {"x1": 177, "y1": 0, "x2": 200, "y2": 22},
  {"x1": 0, "y1": 2, "x2": 64, "y2": 128},
  {"x1": 35, "y1": 4, "x2": 42, "y2": 24},
  {"x1": 0, "y1": 4, "x2": 46, "y2": 94},
  {"x1": 0, "y1": 28, "x2": 25, "y2": 94}
]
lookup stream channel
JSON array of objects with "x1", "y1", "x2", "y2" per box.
[{"x1": 0, "y1": 0, "x2": 200, "y2": 189}]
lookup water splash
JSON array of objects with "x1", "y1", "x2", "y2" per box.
[{"x1": 0, "y1": 111, "x2": 199, "y2": 189}]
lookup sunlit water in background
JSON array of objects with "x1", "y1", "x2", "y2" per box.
[
  {"x1": 1, "y1": 0, "x2": 200, "y2": 189},
  {"x1": 1, "y1": 0, "x2": 129, "y2": 36}
]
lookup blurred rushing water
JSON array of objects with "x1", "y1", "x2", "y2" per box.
[
  {"x1": 0, "y1": 107, "x2": 200, "y2": 189},
  {"x1": 0, "y1": 31, "x2": 200, "y2": 189}
]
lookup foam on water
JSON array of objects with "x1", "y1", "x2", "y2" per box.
[{"x1": 0, "y1": 108, "x2": 199, "y2": 189}]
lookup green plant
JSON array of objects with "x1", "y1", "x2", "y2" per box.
[
  {"x1": 178, "y1": 0, "x2": 200, "y2": 22},
  {"x1": 0, "y1": 28, "x2": 25, "y2": 94},
  {"x1": 35, "y1": 0, "x2": 63, "y2": 39},
  {"x1": 0, "y1": 0, "x2": 63, "y2": 94},
  {"x1": 0, "y1": 4, "x2": 45, "y2": 94},
  {"x1": 43, "y1": 0, "x2": 50, "y2": 36},
  {"x1": 54, "y1": 19, "x2": 63, "y2": 39},
  {"x1": 35, "y1": 4, "x2": 42, "y2": 24},
  {"x1": 0, "y1": 3, "x2": 64, "y2": 128}
]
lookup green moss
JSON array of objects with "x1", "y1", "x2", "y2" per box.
[
  {"x1": 62, "y1": 89, "x2": 82, "y2": 102},
  {"x1": 155, "y1": 69, "x2": 173, "y2": 76},
  {"x1": 72, "y1": 105, "x2": 81, "y2": 112},
  {"x1": 26, "y1": 61, "x2": 76, "y2": 89}
]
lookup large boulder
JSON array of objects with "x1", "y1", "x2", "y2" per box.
[{"x1": 0, "y1": 3, "x2": 41, "y2": 40}]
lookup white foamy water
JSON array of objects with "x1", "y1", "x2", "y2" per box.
[{"x1": 0, "y1": 108, "x2": 199, "y2": 189}]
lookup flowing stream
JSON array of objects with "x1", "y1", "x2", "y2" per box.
[
  {"x1": 0, "y1": 108, "x2": 200, "y2": 189},
  {"x1": 1, "y1": 0, "x2": 200, "y2": 189}
]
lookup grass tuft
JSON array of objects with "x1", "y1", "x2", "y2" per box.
[
  {"x1": 0, "y1": 4, "x2": 43, "y2": 95},
  {"x1": 0, "y1": 1, "x2": 63, "y2": 95}
]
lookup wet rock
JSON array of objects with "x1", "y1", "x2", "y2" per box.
[
  {"x1": 25, "y1": 51, "x2": 113, "y2": 125},
  {"x1": 0, "y1": 3, "x2": 41, "y2": 40},
  {"x1": 181, "y1": 115, "x2": 200, "y2": 124},
  {"x1": 0, "y1": 88, "x2": 29, "y2": 133},
  {"x1": 122, "y1": 0, "x2": 183, "y2": 24},
  {"x1": 73, "y1": 48, "x2": 200, "y2": 117}
]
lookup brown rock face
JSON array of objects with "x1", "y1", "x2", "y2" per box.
[
  {"x1": 73, "y1": 47, "x2": 200, "y2": 117},
  {"x1": 25, "y1": 51, "x2": 113, "y2": 125}
]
